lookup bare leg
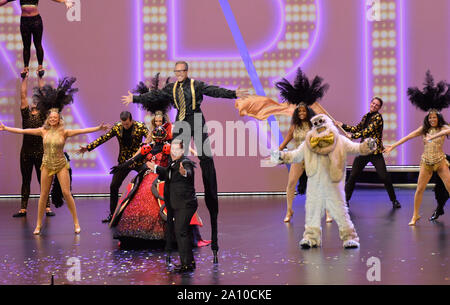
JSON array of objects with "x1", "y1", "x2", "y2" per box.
[
  {"x1": 284, "y1": 162, "x2": 304, "y2": 222},
  {"x1": 34, "y1": 167, "x2": 53, "y2": 234},
  {"x1": 409, "y1": 165, "x2": 433, "y2": 226},
  {"x1": 56, "y1": 168, "x2": 80, "y2": 233}
]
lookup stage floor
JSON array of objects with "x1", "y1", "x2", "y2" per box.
[{"x1": 0, "y1": 187, "x2": 448, "y2": 285}]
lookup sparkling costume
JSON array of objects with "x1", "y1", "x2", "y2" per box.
[
  {"x1": 342, "y1": 111, "x2": 398, "y2": 204},
  {"x1": 113, "y1": 143, "x2": 170, "y2": 241},
  {"x1": 421, "y1": 128, "x2": 448, "y2": 171},
  {"x1": 41, "y1": 129, "x2": 69, "y2": 176},
  {"x1": 86, "y1": 121, "x2": 149, "y2": 215}
]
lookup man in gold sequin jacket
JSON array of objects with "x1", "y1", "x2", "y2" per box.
[
  {"x1": 336, "y1": 97, "x2": 401, "y2": 209},
  {"x1": 79, "y1": 111, "x2": 149, "y2": 222}
]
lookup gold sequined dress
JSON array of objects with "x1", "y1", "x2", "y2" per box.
[
  {"x1": 292, "y1": 122, "x2": 310, "y2": 148},
  {"x1": 41, "y1": 129, "x2": 69, "y2": 176},
  {"x1": 421, "y1": 128, "x2": 449, "y2": 171},
  {"x1": 292, "y1": 122, "x2": 310, "y2": 165}
]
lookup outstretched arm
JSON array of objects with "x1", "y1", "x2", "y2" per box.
[
  {"x1": 383, "y1": 126, "x2": 422, "y2": 154},
  {"x1": 280, "y1": 142, "x2": 306, "y2": 164},
  {"x1": 278, "y1": 125, "x2": 294, "y2": 151},
  {"x1": 0, "y1": 123, "x2": 42, "y2": 136},
  {"x1": 198, "y1": 81, "x2": 247, "y2": 99},
  {"x1": 124, "y1": 85, "x2": 173, "y2": 107},
  {"x1": 342, "y1": 136, "x2": 376, "y2": 155},
  {"x1": 153, "y1": 162, "x2": 169, "y2": 181},
  {"x1": 51, "y1": 0, "x2": 74, "y2": 9},
  {"x1": 349, "y1": 113, "x2": 383, "y2": 139},
  {"x1": 426, "y1": 125, "x2": 450, "y2": 141},
  {"x1": 65, "y1": 123, "x2": 109, "y2": 138},
  {"x1": 0, "y1": 0, "x2": 15, "y2": 8},
  {"x1": 341, "y1": 115, "x2": 365, "y2": 134}
]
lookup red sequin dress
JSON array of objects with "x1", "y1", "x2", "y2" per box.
[{"x1": 114, "y1": 147, "x2": 170, "y2": 241}]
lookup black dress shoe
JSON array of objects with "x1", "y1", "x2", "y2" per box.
[
  {"x1": 12, "y1": 211, "x2": 27, "y2": 218},
  {"x1": 102, "y1": 214, "x2": 112, "y2": 223},
  {"x1": 392, "y1": 200, "x2": 401, "y2": 209},
  {"x1": 46, "y1": 211, "x2": 56, "y2": 217},
  {"x1": 174, "y1": 263, "x2": 196, "y2": 273},
  {"x1": 429, "y1": 209, "x2": 444, "y2": 221}
]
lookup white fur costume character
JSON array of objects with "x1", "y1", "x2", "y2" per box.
[{"x1": 274, "y1": 114, "x2": 376, "y2": 249}]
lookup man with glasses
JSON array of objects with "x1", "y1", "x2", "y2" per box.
[
  {"x1": 335, "y1": 97, "x2": 401, "y2": 209},
  {"x1": 123, "y1": 61, "x2": 248, "y2": 263}
]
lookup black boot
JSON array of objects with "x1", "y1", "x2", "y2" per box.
[
  {"x1": 392, "y1": 200, "x2": 401, "y2": 209},
  {"x1": 174, "y1": 262, "x2": 196, "y2": 273},
  {"x1": 429, "y1": 209, "x2": 444, "y2": 221},
  {"x1": 165, "y1": 255, "x2": 171, "y2": 266}
]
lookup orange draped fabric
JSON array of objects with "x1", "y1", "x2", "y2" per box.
[{"x1": 234, "y1": 96, "x2": 296, "y2": 120}]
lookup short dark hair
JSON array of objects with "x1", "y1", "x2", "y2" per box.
[
  {"x1": 120, "y1": 111, "x2": 132, "y2": 121},
  {"x1": 371, "y1": 96, "x2": 383, "y2": 108},
  {"x1": 175, "y1": 61, "x2": 188, "y2": 71}
]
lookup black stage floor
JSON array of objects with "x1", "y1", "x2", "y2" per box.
[{"x1": 0, "y1": 187, "x2": 448, "y2": 285}]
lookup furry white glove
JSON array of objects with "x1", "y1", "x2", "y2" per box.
[
  {"x1": 270, "y1": 150, "x2": 283, "y2": 164},
  {"x1": 365, "y1": 138, "x2": 377, "y2": 151}
]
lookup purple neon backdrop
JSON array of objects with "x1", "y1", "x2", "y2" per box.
[{"x1": 169, "y1": 0, "x2": 285, "y2": 60}]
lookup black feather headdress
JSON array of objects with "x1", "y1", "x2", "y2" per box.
[
  {"x1": 33, "y1": 77, "x2": 78, "y2": 115},
  {"x1": 407, "y1": 70, "x2": 450, "y2": 112},
  {"x1": 132, "y1": 73, "x2": 172, "y2": 114},
  {"x1": 275, "y1": 68, "x2": 329, "y2": 106}
]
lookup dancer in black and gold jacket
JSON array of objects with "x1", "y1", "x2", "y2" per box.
[
  {"x1": 336, "y1": 97, "x2": 401, "y2": 209},
  {"x1": 78, "y1": 111, "x2": 149, "y2": 223}
]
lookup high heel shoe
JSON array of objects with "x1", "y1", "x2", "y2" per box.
[
  {"x1": 74, "y1": 225, "x2": 81, "y2": 234},
  {"x1": 408, "y1": 215, "x2": 421, "y2": 226},
  {"x1": 283, "y1": 210, "x2": 294, "y2": 223},
  {"x1": 33, "y1": 227, "x2": 41, "y2": 235},
  {"x1": 37, "y1": 68, "x2": 45, "y2": 78},
  {"x1": 20, "y1": 68, "x2": 29, "y2": 79}
]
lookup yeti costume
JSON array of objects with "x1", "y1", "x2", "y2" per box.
[{"x1": 274, "y1": 114, "x2": 376, "y2": 249}]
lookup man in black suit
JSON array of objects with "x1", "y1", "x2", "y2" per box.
[{"x1": 148, "y1": 139, "x2": 198, "y2": 272}]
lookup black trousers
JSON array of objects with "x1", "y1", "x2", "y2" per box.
[
  {"x1": 173, "y1": 206, "x2": 197, "y2": 265},
  {"x1": 20, "y1": 15, "x2": 44, "y2": 67},
  {"x1": 433, "y1": 155, "x2": 450, "y2": 212},
  {"x1": 345, "y1": 154, "x2": 397, "y2": 202},
  {"x1": 173, "y1": 113, "x2": 219, "y2": 251},
  {"x1": 20, "y1": 150, "x2": 49, "y2": 209},
  {"x1": 109, "y1": 166, "x2": 139, "y2": 215}
]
